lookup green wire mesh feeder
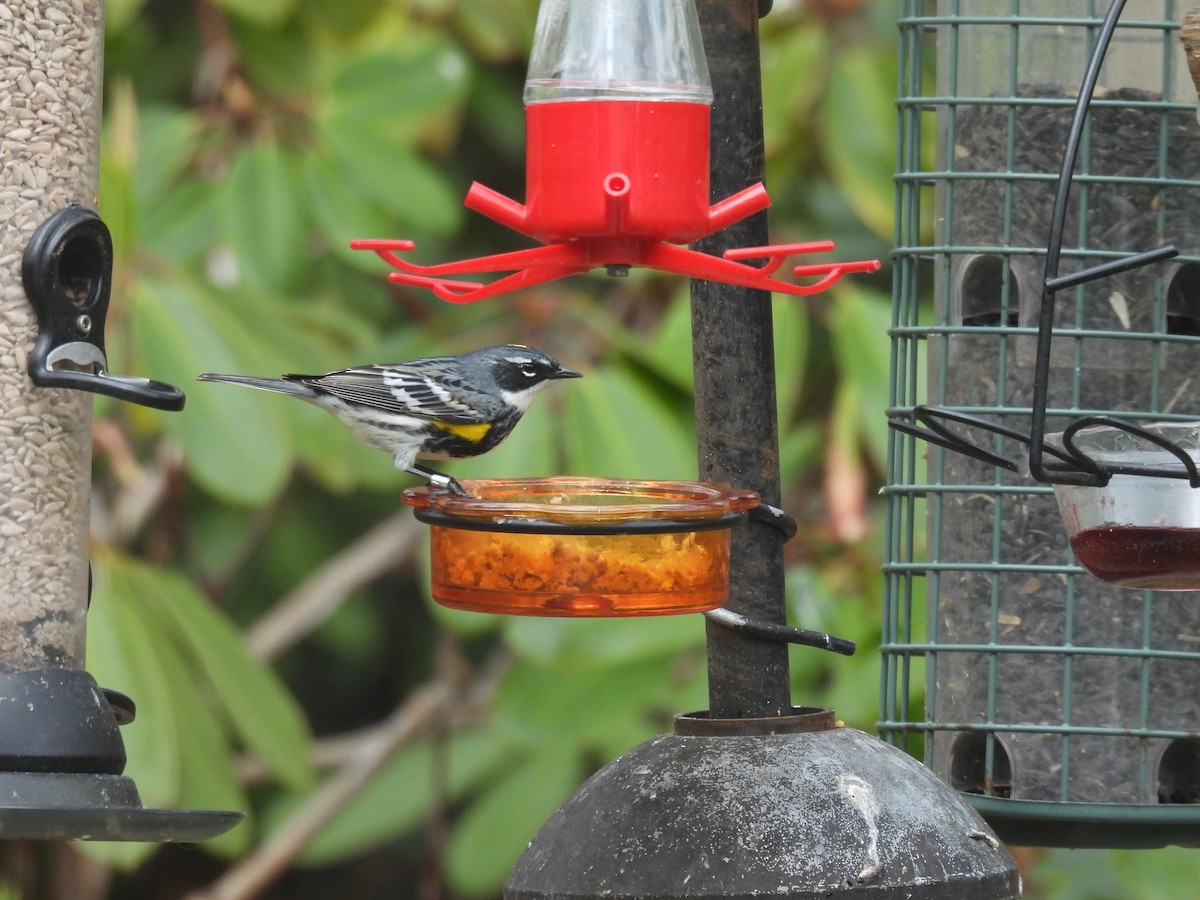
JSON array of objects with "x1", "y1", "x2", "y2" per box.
[{"x1": 884, "y1": 0, "x2": 1200, "y2": 848}]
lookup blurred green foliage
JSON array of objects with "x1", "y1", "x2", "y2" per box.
[{"x1": 61, "y1": 0, "x2": 1188, "y2": 898}]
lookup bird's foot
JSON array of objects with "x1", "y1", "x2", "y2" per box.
[
  {"x1": 431, "y1": 473, "x2": 470, "y2": 496},
  {"x1": 409, "y1": 463, "x2": 470, "y2": 496}
]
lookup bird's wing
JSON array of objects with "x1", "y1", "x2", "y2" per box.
[{"x1": 292, "y1": 363, "x2": 487, "y2": 423}]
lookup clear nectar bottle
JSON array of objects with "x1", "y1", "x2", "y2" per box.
[
  {"x1": 517, "y1": 0, "x2": 715, "y2": 243},
  {"x1": 524, "y1": 0, "x2": 713, "y2": 105}
]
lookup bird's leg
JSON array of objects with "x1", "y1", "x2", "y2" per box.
[{"x1": 408, "y1": 462, "x2": 470, "y2": 496}]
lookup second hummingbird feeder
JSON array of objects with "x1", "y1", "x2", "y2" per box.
[{"x1": 402, "y1": 478, "x2": 759, "y2": 617}]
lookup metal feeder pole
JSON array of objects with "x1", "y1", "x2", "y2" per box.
[
  {"x1": 691, "y1": 0, "x2": 790, "y2": 719},
  {"x1": 0, "y1": 0, "x2": 237, "y2": 843}
]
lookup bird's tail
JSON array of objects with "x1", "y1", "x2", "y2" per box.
[{"x1": 196, "y1": 373, "x2": 315, "y2": 397}]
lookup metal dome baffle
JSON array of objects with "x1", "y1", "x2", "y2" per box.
[
  {"x1": 505, "y1": 3, "x2": 1020, "y2": 897},
  {"x1": 1, "y1": 0, "x2": 239, "y2": 842},
  {"x1": 885, "y1": 0, "x2": 1200, "y2": 848}
]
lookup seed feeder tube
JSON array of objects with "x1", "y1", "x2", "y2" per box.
[
  {"x1": 403, "y1": 478, "x2": 759, "y2": 617},
  {"x1": 0, "y1": 0, "x2": 236, "y2": 842},
  {"x1": 884, "y1": 0, "x2": 1200, "y2": 847}
]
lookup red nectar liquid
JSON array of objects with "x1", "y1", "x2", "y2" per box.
[{"x1": 1070, "y1": 525, "x2": 1200, "y2": 590}]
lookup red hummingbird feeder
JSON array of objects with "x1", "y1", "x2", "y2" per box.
[{"x1": 351, "y1": 0, "x2": 879, "y2": 302}]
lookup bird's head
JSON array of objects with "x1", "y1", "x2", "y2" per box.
[{"x1": 478, "y1": 345, "x2": 582, "y2": 410}]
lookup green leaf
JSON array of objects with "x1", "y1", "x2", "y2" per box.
[
  {"x1": 82, "y1": 559, "x2": 190, "y2": 878},
  {"x1": 139, "y1": 176, "x2": 222, "y2": 265},
  {"x1": 450, "y1": 0, "x2": 537, "y2": 63},
  {"x1": 321, "y1": 125, "x2": 464, "y2": 238},
  {"x1": 292, "y1": 743, "x2": 437, "y2": 866},
  {"x1": 145, "y1": 601, "x2": 252, "y2": 858},
  {"x1": 1032, "y1": 847, "x2": 1200, "y2": 900},
  {"x1": 772, "y1": 294, "x2": 809, "y2": 422},
  {"x1": 305, "y1": 0, "x2": 385, "y2": 35},
  {"x1": 761, "y1": 22, "x2": 826, "y2": 158},
  {"x1": 302, "y1": 151, "x2": 396, "y2": 271},
  {"x1": 504, "y1": 615, "x2": 704, "y2": 670},
  {"x1": 494, "y1": 656, "x2": 682, "y2": 749},
  {"x1": 86, "y1": 558, "x2": 182, "y2": 809},
  {"x1": 98, "y1": 83, "x2": 139, "y2": 270},
  {"x1": 779, "y1": 421, "x2": 822, "y2": 489},
  {"x1": 122, "y1": 559, "x2": 314, "y2": 790},
  {"x1": 223, "y1": 141, "x2": 308, "y2": 291},
  {"x1": 828, "y1": 286, "x2": 892, "y2": 466},
  {"x1": 560, "y1": 365, "x2": 696, "y2": 479},
  {"x1": 822, "y1": 49, "x2": 897, "y2": 240},
  {"x1": 135, "y1": 105, "x2": 203, "y2": 208},
  {"x1": 326, "y1": 46, "x2": 470, "y2": 135},
  {"x1": 207, "y1": 287, "x2": 392, "y2": 492},
  {"x1": 212, "y1": 0, "x2": 295, "y2": 27},
  {"x1": 636, "y1": 287, "x2": 695, "y2": 394},
  {"x1": 445, "y1": 748, "x2": 583, "y2": 896},
  {"x1": 466, "y1": 69, "x2": 527, "y2": 166},
  {"x1": 282, "y1": 731, "x2": 511, "y2": 866},
  {"x1": 130, "y1": 275, "x2": 293, "y2": 505},
  {"x1": 104, "y1": 0, "x2": 148, "y2": 35}
]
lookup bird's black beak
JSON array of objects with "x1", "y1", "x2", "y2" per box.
[{"x1": 553, "y1": 365, "x2": 583, "y2": 379}]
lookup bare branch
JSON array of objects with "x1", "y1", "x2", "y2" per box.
[
  {"x1": 188, "y1": 648, "x2": 511, "y2": 900},
  {"x1": 244, "y1": 513, "x2": 422, "y2": 661},
  {"x1": 187, "y1": 683, "x2": 448, "y2": 900}
]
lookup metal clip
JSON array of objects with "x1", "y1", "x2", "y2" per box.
[
  {"x1": 22, "y1": 206, "x2": 184, "y2": 411},
  {"x1": 703, "y1": 607, "x2": 856, "y2": 656}
]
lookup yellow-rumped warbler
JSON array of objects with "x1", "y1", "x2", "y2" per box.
[{"x1": 197, "y1": 344, "x2": 580, "y2": 494}]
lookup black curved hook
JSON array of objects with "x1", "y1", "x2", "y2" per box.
[
  {"x1": 1027, "y1": 0, "x2": 1177, "y2": 483},
  {"x1": 890, "y1": 1, "x2": 1185, "y2": 489},
  {"x1": 22, "y1": 206, "x2": 185, "y2": 411},
  {"x1": 703, "y1": 607, "x2": 855, "y2": 656}
]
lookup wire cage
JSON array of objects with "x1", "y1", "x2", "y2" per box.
[{"x1": 884, "y1": 0, "x2": 1200, "y2": 847}]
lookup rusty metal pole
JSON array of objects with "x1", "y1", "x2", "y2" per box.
[{"x1": 691, "y1": 0, "x2": 791, "y2": 719}]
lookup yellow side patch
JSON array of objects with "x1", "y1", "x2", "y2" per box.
[{"x1": 436, "y1": 421, "x2": 492, "y2": 443}]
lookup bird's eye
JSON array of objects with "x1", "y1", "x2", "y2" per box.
[{"x1": 519, "y1": 363, "x2": 539, "y2": 378}]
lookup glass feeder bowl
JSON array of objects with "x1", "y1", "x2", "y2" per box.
[
  {"x1": 402, "y1": 477, "x2": 759, "y2": 616},
  {"x1": 1050, "y1": 422, "x2": 1200, "y2": 590}
]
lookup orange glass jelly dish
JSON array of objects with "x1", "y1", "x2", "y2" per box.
[{"x1": 402, "y1": 477, "x2": 759, "y2": 616}]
